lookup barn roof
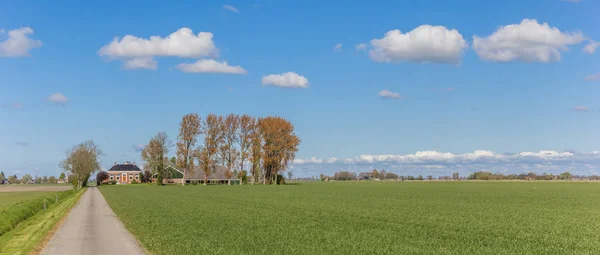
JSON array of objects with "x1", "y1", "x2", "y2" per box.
[{"x1": 108, "y1": 161, "x2": 142, "y2": 172}]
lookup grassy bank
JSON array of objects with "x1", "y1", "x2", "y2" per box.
[
  {"x1": 0, "y1": 188, "x2": 84, "y2": 255},
  {"x1": 0, "y1": 192, "x2": 55, "y2": 208},
  {"x1": 0, "y1": 189, "x2": 77, "y2": 236},
  {"x1": 100, "y1": 182, "x2": 600, "y2": 254}
]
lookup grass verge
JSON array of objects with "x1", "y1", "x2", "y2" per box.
[{"x1": 0, "y1": 188, "x2": 85, "y2": 255}]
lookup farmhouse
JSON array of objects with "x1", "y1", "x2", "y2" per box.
[
  {"x1": 107, "y1": 161, "x2": 142, "y2": 184},
  {"x1": 161, "y1": 164, "x2": 241, "y2": 185}
]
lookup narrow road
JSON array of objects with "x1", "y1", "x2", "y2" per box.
[{"x1": 41, "y1": 187, "x2": 146, "y2": 255}]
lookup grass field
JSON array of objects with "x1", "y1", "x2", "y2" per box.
[
  {"x1": 0, "y1": 192, "x2": 54, "y2": 208},
  {"x1": 100, "y1": 182, "x2": 600, "y2": 254}
]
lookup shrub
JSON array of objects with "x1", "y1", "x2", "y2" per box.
[
  {"x1": 109, "y1": 180, "x2": 117, "y2": 185},
  {"x1": 131, "y1": 180, "x2": 138, "y2": 184},
  {"x1": 0, "y1": 189, "x2": 77, "y2": 235}
]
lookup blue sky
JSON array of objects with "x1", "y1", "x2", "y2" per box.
[{"x1": 1, "y1": 0, "x2": 599, "y2": 178}]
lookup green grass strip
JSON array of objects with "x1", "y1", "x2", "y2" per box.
[{"x1": 0, "y1": 188, "x2": 85, "y2": 255}]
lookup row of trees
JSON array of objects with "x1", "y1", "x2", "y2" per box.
[
  {"x1": 142, "y1": 113, "x2": 300, "y2": 185},
  {"x1": 321, "y1": 170, "x2": 596, "y2": 181},
  {"x1": 0, "y1": 171, "x2": 66, "y2": 184}
]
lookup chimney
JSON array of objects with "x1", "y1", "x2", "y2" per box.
[{"x1": 114, "y1": 162, "x2": 116, "y2": 165}]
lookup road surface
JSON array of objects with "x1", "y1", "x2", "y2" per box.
[{"x1": 41, "y1": 187, "x2": 146, "y2": 255}]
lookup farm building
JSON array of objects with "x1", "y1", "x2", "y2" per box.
[
  {"x1": 106, "y1": 161, "x2": 142, "y2": 184},
  {"x1": 161, "y1": 164, "x2": 241, "y2": 185}
]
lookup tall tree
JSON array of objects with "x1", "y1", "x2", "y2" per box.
[
  {"x1": 452, "y1": 172, "x2": 460, "y2": 180},
  {"x1": 259, "y1": 116, "x2": 300, "y2": 184},
  {"x1": 0, "y1": 172, "x2": 4, "y2": 182},
  {"x1": 35, "y1": 176, "x2": 42, "y2": 184},
  {"x1": 177, "y1": 113, "x2": 201, "y2": 185},
  {"x1": 59, "y1": 172, "x2": 66, "y2": 180},
  {"x1": 48, "y1": 176, "x2": 57, "y2": 184},
  {"x1": 249, "y1": 120, "x2": 262, "y2": 185},
  {"x1": 287, "y1": 171, "x2": 294, "y2": 181},
  {"x1": 238, "y1": 115, "x2": 254, "y2": 178},
  {"x1": 220, "y1": 114, "x2": 239, "y2": 173},
  {"x1": 196, "y1": 114, "x2": 224, "y2": 185},
  {"x1": 141, "y1": 132, "x2": 172, "y2": 186},
  {"x1": 43, "y1": 176, "x2": 48, "y2": 183},
  {"x1": 60, "y1": 140, "x2": 102, "y2": 189}
]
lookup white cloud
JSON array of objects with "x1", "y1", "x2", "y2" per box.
[
  {"x1": 473, "y1": 19, "x2": 584, "y2": 63},
  {"x1": 222, "y1": 5, "x2": 239, "y2": 13},
  {"x1": 98, "y1": 27, "x2": 219, "y2": 59},
  {"x1": 0, "y1": 27, "x2": 42, "y2": 57},
  {"x1": 334, "y1": 43, "x2": 343, "y2": 52},
  {"x1": 570, "y1": 106, "x2": 589, "y2": 112},
  {"x1": 585, "y1": 73, "x2": 600, "y2": 81},
  {"x1": 262, "y1": 72, "x2": 309, "y2": 88},
  {"x1": 356, "y1": 43, "x2": 367, "y2": 52},
  {"x1": 583, "y1": 41, "x2": 599, "y2": 54},
  {"x1": 378, "y1": 90, "x2": 401, "y2": 100},
  {"x1": 47, "y1": 93, "x2": 68, "y2": 105},
  {"x1": 175, "y1": 59, "x2": 247, "y2": 74},
  {"x1": 369, "y1": 25, "x2": 467, "y2": 64},
  {"x1": 123, "y1": 57, "x2": 157, "y2": 70},
  {"x1": 133, "y1": 144, "x2": 145, "y2": 152},
  {"x1": 292, "y1": 150, "x2": 600, "y2": 177}
]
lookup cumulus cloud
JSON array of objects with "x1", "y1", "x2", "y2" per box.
[
  {"x1": 0, "y1": 27, "x2": 42, "y2": 58},
  {"x1": 293, "y1": 150, "x2": 600, "y2": 177},
  {"x1": 473, "y1": 19, "x2": 584, "y2": 63},
  {"x1": 379, "y1": 90, "x2": 401, "y2": 100},
  {"x1": 15, "y1": 142, "x2": 28, "y2": 147},
  {"x1": 570, "y1": 106, "x2": 589, "y2": 112},
  {"x1": 585, "y1": 73, "x2": 600, "y2": 81},
  {"x1": 47, "y1": 93, "x2": 68, "y2": 105},
  {"x1": 369, "y1": 25, "x2": 468, "y2": 64},
  {"x1": 356, "y1": 43, "x2": 367, "y2": 52},
  {"x1": 222, "y1": 5, "x2": 239, "y2": 13},
  {"x1": 262, "y1": 72, "x2": 309, "y2": 88},
  {"x1": 584, "y1": 41, "x2": 599, "y2": 54},
  {"x1": 132, "y1": 144, "x2": 145, "y2": 152},
  {"x1": 123, "y1": 57, "x2": 157, "y2": 70},
  {"x1": 175, "y1": 59, "x2": 247, "y2": 74},
  {"x1": 334, "y1": 43, "x2": 343, "y2": 52},
  {"x1": 98, "y1": 27, "x2": 219, "y2": 63}
]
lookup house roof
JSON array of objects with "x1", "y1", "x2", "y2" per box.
[
  {"x1": 108, "y1": 161, "x2": 142, "y2": 172},
  {"x1": 166, "y1": 165, "x2": 238, "y2": 180}
]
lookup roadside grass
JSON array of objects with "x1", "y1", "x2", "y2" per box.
[
  {"x1": 0, "y1": 192, "x2": 54, "y2": 208},
  {"x1": 0, "y1": 188, "x2": 84, "y2": 255},
  {"x1": 100, "y1": 182, "x2": 600, "y2": 254},
  {"x1": 0, "y1": 189, "x2": 77, "y2": 236}
]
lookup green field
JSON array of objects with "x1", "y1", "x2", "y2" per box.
[
  {"x1": 0, "y1": 192, "x2": 54, "y2": 208},
  {"x1": 100, "y1": 182, "x2": 600, "y2": 254}
]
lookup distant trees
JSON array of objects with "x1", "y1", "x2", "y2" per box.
[
  {"x1": 332, "y1": 171, "x2": 356, "y2": 181},
  {"x1": 0, "y1": 172, "x2": 4, "y2": 182},
  {"x1": 42, "y1": 176, "x2": 48, "y2": 183},
  {"x1": 452, "y1": 172, "x2": 460, "y2": 180},
  {"x1": 22, "y1": 174, "x2": 33, "y2": 184},
  {"x1": 60, "y1": 140, "x2": 101, "y2": 189},
  {"x1": 48, "y1": 176, "x2": 57, "y2": 183},
  {"x1": 59, "y1": 172, "x2": 66, "y2": 180},
  {"x1": 196, "y1": 114, "x2": 224, "y2": 186},
  {"x1": 176, "y1": 113, "x2": 201, "y2": 185},
  {"x1": 35, "y1": 176, "x2": 42, "y2": 184},
  {"x1": 141, "y1": 132, "x2": 172, "y2": 186},
  {"x1": 8, "y1": 175, "x2": 18, "y2": 184}
]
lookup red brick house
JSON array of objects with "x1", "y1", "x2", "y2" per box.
[{"x1": 107, "y1": 161, "x2": 142, "y2": 184}]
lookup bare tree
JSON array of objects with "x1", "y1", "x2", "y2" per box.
[
  {"x1": 141, "y1": 132, "x2": 172, "y2": 185},
  {"x1": 259, "y1": 117, "x2": 300, "y2": 184},
  {"x1": 238, "y1": 115, "x2": 254, "y2": 182},
  {"x1": 196, "y1": 114, "x2": 224, "y2": 185},
  {"x1": 60, "y1": 140, "x2": 102, "y2": 189},
  {"x1": 220, "y1": 114, "x2": 239, "y2": 174},
  {"x1": 249, "y1": 119, "x2": 262, "y2": 185},
  {"x1": 42, "y1": 176, "x2": 48, "y2": 183},
  {"x1": 177, "y1": 113, "x2": 201, "y2": 185}
]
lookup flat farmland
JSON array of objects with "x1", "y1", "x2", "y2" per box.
[
  {"x1": 99, "y1": 182, "x2": 600, "y2": 254},
  {"x1": 0, "y1": 185, "x2": 71, "y2": 208}
]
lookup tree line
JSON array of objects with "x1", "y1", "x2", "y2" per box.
[
  {"x1": 0, "y1": 171, "x2": 66, "y2": 184},
  {"x1": 320, "y1": 169, "x2": 596, "y2": 181},
  {"x1": 141, "y1": 113, "x2": 300, "y2": 185}
]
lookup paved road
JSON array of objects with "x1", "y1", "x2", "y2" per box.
[{"x1": 42, "y1": 187, "x2": 146, "y2": 255}]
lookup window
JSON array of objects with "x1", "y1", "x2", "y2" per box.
[
  {"x1": 129, "y1": 175, "x2": 133, "y2": 180},
  {"x1": 116, "y1": 176, "x2": 120, "y2": 180},
  {"x1": 110, "y1": 175, "x2": 114, "y2": 180},
  {"x1": 135, "y1": 175, "x2": 139, "y2": 180}
]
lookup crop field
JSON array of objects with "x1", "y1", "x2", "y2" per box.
[{"x1": 100, "y1": 182, "x2": 600, "y2": 254}]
